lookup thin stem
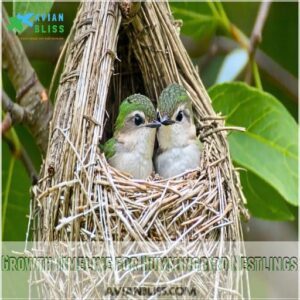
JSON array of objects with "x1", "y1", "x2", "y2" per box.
[
  {"x1": 9, "y1": 127, "x2": 21, "y2": 154},
  {"x1": 230, "y1": 24, "x2": 250, "y2": 49},
  {"x1": 49, "y1": 15, "x2": 77, "y2": 99},
  {"x1": 245, "y1": 2, "x2": 272, "y2": 85},
  {"x1": 2, "y1": 157, "x2": 16, "y2": 236},
  {"x1": 2, "y1": 106, "x2": 38, "y2": 183},
  {"x1": 2, "y1": 91, "x2": 26, "y2": 133},
  {"x1": 208, "y1": 1, "x2": 249, "y2": 49},
  {"x1": 252, "y1": 62, "x2": 262, "y2": 90},
  {"x1": 215, "y1": 1, "x2": 231, "y2": 31},
  {"x1": 1, "y1": 113, "x2": 12, "y2": 134},
  {"x1": 249, "y1": 2, "x2": 272, "y2": 59},
  {"x1": 3, "y1": 132, "x2": 38, "y2": 184},
  {"x1": 209, "y1": 1, "x2": 270, "y2": 91},
  {"x1": 207, "y1": 1, "x2": 232, "y2": 34},
  {"x1": 207, "y1": 1, "x2": 220, "y2": 19}
]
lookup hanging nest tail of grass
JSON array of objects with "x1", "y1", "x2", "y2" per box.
[{"x1": 29, "y1": 1, "x2": 250, "y2": 299}]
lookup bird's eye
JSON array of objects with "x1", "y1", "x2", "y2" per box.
[
  {"x1": 176, "y1": 111, "x2": 183, "y2": 122},
  {"x1": 134, "y1": 114, "x2": 144, "y2": 126}
]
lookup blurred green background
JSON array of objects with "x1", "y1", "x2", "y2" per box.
[{"x1": 2, "y1": 1, "x2": 298, "y2": 241}]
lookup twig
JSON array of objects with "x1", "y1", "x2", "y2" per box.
[
  {"x1": 48, "y1": 17, "x2": 76, "y2": 99},
  {"x1": 249, "y1": 2, "x2": 272, "y2": 60},
  {"x1": 3, "y1": 135, "x2": 38, "y2": 184},
  {"x1": 2, "y1": 91, "x2": 38, "y2": 182},
  {"x1": 200, "y1": 116, "x2": 226, "y2": 121},
  {"x1": 2, "y1": 90, "x2": 27, "y2": 125},
  {"x1": 207, "y1": 2, "x2": 297, "y2": 101},
  {"x1": 245, "y1": 2, "x2": 272, "y2": 84},
  {"x1": 2, "y1": 7, "x2": 53, "y2": 155},
  {"x1": 1, "y1": 114, "x2": 12, "y2": 134},
  {"x1": 200, "y1": 126, "x2": 245, "y2": 140}
]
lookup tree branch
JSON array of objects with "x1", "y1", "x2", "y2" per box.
[
  {"x1": 245, "y1": 2, "x2": 272, "y2": 84},
  {"x1": 1, "y1": 114, "x2": 12, "y2": 134},
  {"x1": 249, "y1": 2, "x2": 272, "y2": 59},
  {"x1": 2, "y1": 7, "x2": 53, "y2": 155},
  {"x1": 2, "y1": 90, "x2": 27, "y2": 125},
  {"x1": 1, "y1": 91, "x2": 38, "y2": 184},
  {"x1": 2, "y1": 92, "x2": 38, "y2": 183}
]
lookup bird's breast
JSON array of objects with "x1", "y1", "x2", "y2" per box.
[
  {"x1": 155, "y1": 143, "x2": 201, "y2": 178},
  {"x1": 109, "y1": 151, "x2": 153, "y2": 179},
  {"x1": 108, "y1": 129, "x2": 156, "y2": 179}
]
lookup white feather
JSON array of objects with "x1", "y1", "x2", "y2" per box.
[
  {"x1": 155, "y1": 142, "x2": 201, "y2": 178},
  {"x1": 155, "y1": 104, "x2": 201, "y2": 178},
  {"x1": 109, "y1": 127, "x2": 156, "y2": 179}
]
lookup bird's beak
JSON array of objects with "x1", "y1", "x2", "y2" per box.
[
  {"x1": 160, "y1": 115, "x2": 175, "y2": 126},
  {"x1": 145, "y1": 120, "x2": 161, "y2": 128}
]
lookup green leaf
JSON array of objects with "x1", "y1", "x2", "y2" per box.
[
  {"x1": 170, "y1": 2, "x2": 218, "y2": 40},
  {"x1": 209, "y1": 82, "x2": 298, "y2": 211},
  {"x1": 2, "y1": 144, "x2": 31, "y2": 241},
  {"x1": 239, "y1": 166, "x2": 294, "y2": 221},
  {"x1": 13, "y1": 1, "x2": 54, "y2": 33},
  {"x1": 2, "y1": 124, "x2": 42, "y2": 241},
  {"x1": 2, "y1": 157, "x2": 16, "y2": 235}
]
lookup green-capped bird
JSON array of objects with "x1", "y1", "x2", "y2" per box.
[
  {"x1": 102, "y1": 94, "x2": 160, "y2": 179},
  {"x1": 155, "y1": 83, "x2": 201, "y2": 178}
]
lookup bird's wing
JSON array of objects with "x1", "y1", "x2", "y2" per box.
[
  {"x1": 100, "y1": 137, "x2": 116, "y2": 159},
  {"x1": 196, "y1": 139, "x2": 203, "y2": 151}
]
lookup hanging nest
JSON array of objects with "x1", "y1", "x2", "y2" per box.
[{"x1": 29, "y1": 1, "x2": 249, "y2": 299}]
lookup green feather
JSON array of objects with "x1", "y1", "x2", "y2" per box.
[
  {"x1": 195, "y1": 138, "x2": 203, "y2": 151},
  {"x1": 100, "y1": 94, "x2": 156, "y2": 159},
  {"x1": 115, "y1": 94, "x2": 156, "y2": 132},
  {"x1": 158, "y1": 83, "x2": 192, "y2": 117},
  {"x1": 101, "y1": 137, "x2": 116, "y2": 159}
]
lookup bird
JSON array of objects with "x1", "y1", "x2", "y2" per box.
[
  {"x1": 102, "y1": 94, "x2": 160, "y2": 179},
  {"x1": 155, "y1": 83, "x2": 201, "y2": 178}
]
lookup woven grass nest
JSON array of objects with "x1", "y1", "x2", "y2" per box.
[{"x1": 30, "y1": 1, "x2": 249, "y2": 298}]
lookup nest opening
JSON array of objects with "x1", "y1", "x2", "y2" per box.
[{"x1": 102, "y1": 29, "x2": 146, "y2": 142}]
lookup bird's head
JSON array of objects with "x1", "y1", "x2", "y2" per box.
[
  {"x1": 114, "y1": 94, "x2": 160, "y2": 135},
  {"x1": 157, "y1": 83, "x2": 196, "y2": 150}
]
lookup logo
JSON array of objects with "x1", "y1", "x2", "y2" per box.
[
  {"x1": 7, "y1": 13, "x2": 34, "y2": 32},
  {"x1": 7, "y1": 12, "x2": 64, "y2": 36}
]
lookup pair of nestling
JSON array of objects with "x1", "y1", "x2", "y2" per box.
[{"x1": 102, "y1": 83, "x2": 201, "y2": 179}]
